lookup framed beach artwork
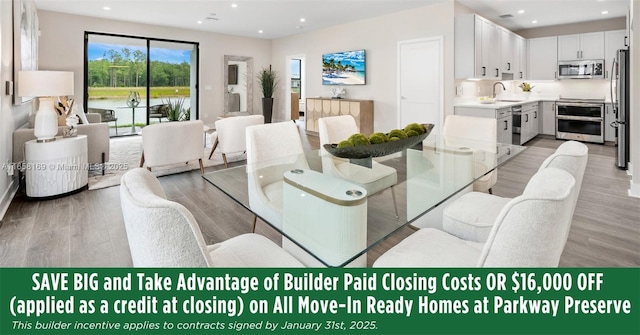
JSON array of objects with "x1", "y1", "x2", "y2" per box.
[
  {"x1": 322, "y1": 49, "x2": 366, "y2": 85},
  {"x1": 13, "y1": 0, "x2": 39, "y2": 105}
]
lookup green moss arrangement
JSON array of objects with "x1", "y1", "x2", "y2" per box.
[
  {"x1": 406, "y1": 130, "x2": 419, "y2": 137},
  {"x1": 348, "y1": 133, "x2": 371, "y2": 146},
  {"x1": 388, "y1": 129, "x2": 408, "y2": 139},
  {"x1": 404, "y1": 123, "x2": 426, "y2": 135},
  {"x1": 369, "y1": 134, "x2": 386, "y2": 144},
  {"x1": 337, "y1": 140, "x2": 353, "y2": 148}
]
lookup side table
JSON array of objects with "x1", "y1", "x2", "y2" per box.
[{"x1": 24, "y1": 135, "x2": 88, "y2": 197}]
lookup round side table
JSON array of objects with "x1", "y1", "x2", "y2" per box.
[{"x1": 24, "y1": 135, "x2": 88, "y2": 197}]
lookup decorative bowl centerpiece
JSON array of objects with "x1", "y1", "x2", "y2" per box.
[{"x1": 323, "y1": 123, "x2": 434, "y2": 160}]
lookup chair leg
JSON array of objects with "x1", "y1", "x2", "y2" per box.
[
  {"x1": 222, "y1": 153, "x2": 229, "y2": 168},
  {"x1": 488, "y1": 188, "x2": 493, "y2": 194},
  {"x1": 198, "y1": 159, "x2": 205, "y2": 175},
  {"x1": 115, "y1": 121, "x2": 118, "y2": 136},
  {"x1": 391, "y1": 185, "x2": 399, "y2": 219},
  {"x1": 208, "y1": 138, "x2": 219, "y2": 159},
  {"x1": 252, "y1": 215, "x2": 257, "y2": 233},
  {"x1": 147, "y1": 167, "x2": 152, "y2": 172},
  {"x1": 101, "y1": 152, "x2": 106, "y2": 176},
  {"x1": 139, "y1": 152, "x2": 145, "y2": 167}
]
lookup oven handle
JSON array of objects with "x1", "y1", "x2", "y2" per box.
[
  {"x1": 555, "y1": 102, "x2": 605, "y2": 108},
  {"x1": 556, "y1": 115, "x2": 603, "y2": 122}
]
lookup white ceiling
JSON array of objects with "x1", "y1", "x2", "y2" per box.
[
  {"x1": 456, "y1": 0, "x2": 628, "y2": 31},
  {"x1": 33, "y1": 0, "x2": 444, "y2": 39},
  {"x1": 33, "y1": 0, "x2": 630, "y2": 39}
]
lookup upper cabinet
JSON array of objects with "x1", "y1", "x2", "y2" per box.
[
  {"x1": 605, "y1": 30, "x2": 627, "y2": 79},
  {"x1": 455, "y1": 14, "x2": 514, "y2": 79},
  {"x1": 516, "y1": 35, "x2": 527, "y2": 80},
  {"x1": 528, "y1": 36, "x2": 558, "y2": 80},
  {"x1": 557, "y1": 32, "x2": 605, "y2": 61}
]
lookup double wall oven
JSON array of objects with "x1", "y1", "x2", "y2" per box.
[{"x1": 556, "y1": 98, "x2": 605, "y2": 144}]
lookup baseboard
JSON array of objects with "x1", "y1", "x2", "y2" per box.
[{"x1": 0, "y1": 177, "x2": 19, "y2": 221}]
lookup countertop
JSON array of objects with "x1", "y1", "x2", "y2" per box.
[{"x1": 454, "y1": 95, "x2": 612, "y2": 109}]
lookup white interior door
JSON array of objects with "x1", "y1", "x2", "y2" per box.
[{"x1": 398, "y1": 37, "x2": 443, "y2": 136}]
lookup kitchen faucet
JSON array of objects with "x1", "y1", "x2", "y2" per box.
[{"x1": 492, "y1": 82, "x2": 505, "y2": 98}]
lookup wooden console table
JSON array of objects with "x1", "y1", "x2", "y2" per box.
[{"x1": 305, "y1": 98, "x2": 373, "y2": 136}]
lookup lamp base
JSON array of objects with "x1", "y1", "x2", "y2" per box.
[{"x1": 34, "y1": 97, "x2": 59, "y2": 141}]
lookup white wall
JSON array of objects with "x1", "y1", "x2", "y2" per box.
[
  {"x1": 37, "y1": 10, "x2": 272, "y2": 125},
  {"x1": 1, "y1": 0, "x2": 35, "y2": 219},
  {"x1": 271, "y1": 1, "x2": 456, "y2": 131},
  {"x1": 630, "y1": 0, "x2": 640, "y2": 197}
]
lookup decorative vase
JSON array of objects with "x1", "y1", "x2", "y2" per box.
[
  {"x1": 127, "y1": 91, "x2": 140, "y2": 107},
  {"x1": 262, "y1": 97, "x2": 274, "y2": 123}
]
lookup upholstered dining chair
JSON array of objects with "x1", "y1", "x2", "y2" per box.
[
  {"x1": 140, "y1": 120, "x2": 205, "y2": 174},
  {"x1": 120, "y1": 168, "x2": 304, "y2": 267},
  {"x1": 318, "y1": 115, "x2": 399, "y2": 218},
  {"x1": 246, "y1": 121, "x2": 309, "y2": 232},
  {"x1": 373, "y1": 167, "x2": 577, "y2": 267},
  {"x1": 442, "y1": 140, "x2": 588, "y2": 243},
  {"x1": 208, "y1": 115, "x2": 264, "y2": 168},
  {"x1": 443, "y1": 115, "x2": 498, "y2": 194}
]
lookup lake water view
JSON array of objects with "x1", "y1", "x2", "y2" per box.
[{"x1": 87, "y1": 98, "x2": 192, "y2": 135}]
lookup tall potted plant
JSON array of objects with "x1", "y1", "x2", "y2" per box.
[{"x1": 257, "y1": 67, "x2": 278, "y2": 123}]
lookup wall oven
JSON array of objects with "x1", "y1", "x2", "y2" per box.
[{"x1": 556, "y1": 98, "x2": 604, "y2": 143}]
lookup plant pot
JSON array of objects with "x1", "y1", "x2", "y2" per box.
[{"x1": 262, "y1": 97, "x2": 274, "y2": 123}]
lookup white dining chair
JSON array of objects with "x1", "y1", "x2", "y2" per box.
[
  {"x1": 120, "y1": 168, "x2": 304, "y2": 267},
  {"x1": 246, "y1": 121, "x2": 309, "y2": 231},
  {"x1": 318, "y1": 115, "x2": 399, "y2": 218},
  {"x1": 373, "y1": 167, "x2": 577, "y2": 267},
  {"x1": 140, "y1": 120, "x2": 205, "y2": 174},
  {"x1": 442, "y1": 140, "x2": 588, "y2": 243},
  {"x1": 209, "y1": 115, "x2": 264, "y2": 167},
  {"x1": 442, "y1": 115, "x2": 498, "y2": 194}
]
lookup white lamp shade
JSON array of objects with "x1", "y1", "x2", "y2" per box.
[{"x1": 18, "y1": 71, "x2": 74, "y2": 97}]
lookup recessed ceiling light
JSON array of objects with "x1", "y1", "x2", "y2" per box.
[
  {"x1": 103, "y1": 6, "x2": 110, "y2": 10},
  {"x1": 517, "y1": 10, "x2": 525, "y2": 14},
  {"x1": 532, "y1": 20, "x2": 538, "y2": 24},
  {"x1": 258, "y1": 30, "x2": 264, "y2": 34},
  {"x1": 197, "y1": 21, "x2": 202, "y2": 24},
  {"x1": 602, "y1": 10, "x2": 609, "y2": 14},
  {"x1": 300, "y1": 18, "x2": 306, "y2": 22},
  {"x1": 231, "y1": 3, "x2": 238, "y2": 8}
]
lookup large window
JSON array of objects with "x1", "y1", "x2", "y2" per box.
[{"x1": 84, "y1": 32, "x2": 198, "y2": 136}]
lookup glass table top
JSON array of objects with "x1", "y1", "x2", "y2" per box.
[{"x1": 203, "y1": 135, "x2": 525, "y2": 267}]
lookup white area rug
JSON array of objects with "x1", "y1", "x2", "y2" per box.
[{"x1": 88, "y1": 134, "x2": 245, "y2": 190}]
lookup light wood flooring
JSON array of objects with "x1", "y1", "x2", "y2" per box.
[{"x1": 0, "y1": 126, "x2": 638, "y2": 267}]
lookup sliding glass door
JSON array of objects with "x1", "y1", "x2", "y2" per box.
[{"x1": 85, "y1": 32, "x2": 198, "y2": 136}]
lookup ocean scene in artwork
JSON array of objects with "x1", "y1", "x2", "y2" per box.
[{"x1": 322, "y1": 50, "x2": 366, "y2": 85}]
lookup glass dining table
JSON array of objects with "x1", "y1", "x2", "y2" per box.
[{"x1": 202, "y1": 135, "x2": 526, "y2": 267}]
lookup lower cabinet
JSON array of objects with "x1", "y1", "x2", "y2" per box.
[
  {"x1": 454, "y1": 106, "x2": 512, "y2": 157},
  {"x1": 541, "y1": 101, "x2": 556, "y2": 136},
  {"x1": 305, "y1": 98, "x2": 374, "y2": 136}
]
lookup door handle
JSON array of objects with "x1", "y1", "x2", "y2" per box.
[
  {"x1": 624, "y1": 36, "x2": 628, "y2": 47},
  {"x1": 507, "y1": 62, "x2": 511, "y2": 71},
  {"x1": 520, "y1": 71, "x2": 523, "y2": 79},
  {"x1": 504, "y1": 120, "x2": 508, "y2": 131},
  {"x1": 495, "y1": 68, "x2": 499, "y2": 77},
  {"x1": 525, "y1": 114, "x2": 529, "y2": 122},
  {"x1": 482, "y1": 67, "x2": 486, "y2": 76},
  {"x1": 577, "y1": 51, "x2": 580, "y2": 59},
  {"x1": 534, "y1": 111, "x2": 537, "y2": 119}
]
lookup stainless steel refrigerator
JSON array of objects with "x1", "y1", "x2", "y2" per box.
[{"x1": 611, "y1": 49, "x2": 630, "y2": 169}]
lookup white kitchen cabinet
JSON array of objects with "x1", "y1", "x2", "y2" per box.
[
  {"x1": 528, "y1": 36, "x2": 558, "y2": 80},
  {"x1": 558, "y1": 32, "x2": 605, "y2": 61},
  {"x1": 453, "y1": 106, "x2": 512, "y2": 157},
  {"x1": 605, "y1": 103, "x2": 616, "y2": 142},
  {"x1": 605, "y1": 30, "x2": 627, "y2": 79},
  {"x1": 501, "y1": 28, "x2": 518, "y2": 74},
  {"x1": 516, "y1": 35, "x2": 527, "y2": 80},
  {"x1": 455, "y1": 14, "x2": 501, "y2": 79},
  {"x1": 519, "y1": 102, "x2": 539, "y2": 145},
  {"x1": 541, "y1": 101, "x2": 556, "y2": 136}
]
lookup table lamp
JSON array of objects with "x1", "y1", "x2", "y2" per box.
[{"x1": 18, "y1": 71, "x2": 74, "y2": 142}]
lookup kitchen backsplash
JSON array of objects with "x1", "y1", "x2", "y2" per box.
[{"x1": 455, "y1": 79, "x2": 612, "y2": 101}]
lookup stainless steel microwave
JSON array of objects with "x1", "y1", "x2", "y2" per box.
[{"x1": 557, "y1": 60, "x2": 605, "y2": 79}]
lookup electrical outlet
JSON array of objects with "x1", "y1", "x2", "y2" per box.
[{"x1": 456, "y1": 86, "x2": 464, "y2": 96}]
